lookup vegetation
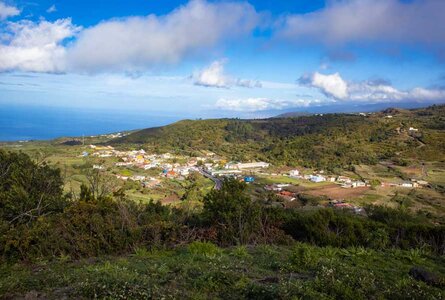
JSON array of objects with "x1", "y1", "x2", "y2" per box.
[
  {"x1": 0, "y1": 150, "x2": 444, "y2": 298},
  {"x1": 112, "y1": 105, "x2": 445, "y2": 171},
  {"x1": 1, "y1": 244, "x2": 444, "y2": 299},
  {"x1": 1, "y1": 104, "x2": 445, "y2": 298}
]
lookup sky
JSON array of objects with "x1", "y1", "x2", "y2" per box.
[{"x1": 0, "y1": 0, "x2": 445, "y2": 118}]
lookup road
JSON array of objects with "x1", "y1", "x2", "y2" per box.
[{"x1": 198, "y1": 168, "x2": 222, "y2": 190}]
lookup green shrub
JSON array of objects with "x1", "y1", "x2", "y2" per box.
[
  {"x1": 187, "y1": 241, "x2": 221, "y2": 259},
  {"x1": 232, "y1": 245, "x2": 251, "y2": 259},
  {"x1": 290, "y1": 244, "x2": 319, "y2": 269}
]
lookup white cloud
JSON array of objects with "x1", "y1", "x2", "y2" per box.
[
  {"x1": 216, "y1": 97, "x2": 319, "y2": 112},
  {"x1": 279, "y1": 0, "x2": 445, "y2": 48},
  {"x1": 300, "y1": 71, "x2": 445, "y2": 102},
  {"x1": 192, "y1": 59, "x2": 262, "y2": 88},
  {"x1": 47, "y1": 5, "x2": 57, "y2": 14},
  {"x1": 0, "y1": 0, "x2": 259, "y2": 73},
  {"x1": 299, "y1": 72, "x2": 348, "y2": 99},
  {"x1": 67, "y1": 0, "x2": 259, "y2": 72},
  {"x1": 193, "y1": 60, "x2": 229, "y2": 88},
  {"x1": 0, "y1": 19, "x2": 80, "y2": 72},
  {"x1": 0, "y1": 1, "x2": 20, "y2": 20}
]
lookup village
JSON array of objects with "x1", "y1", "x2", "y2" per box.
[{"x1": 81, "y1": 144, "x2": 430, "y2": 213}]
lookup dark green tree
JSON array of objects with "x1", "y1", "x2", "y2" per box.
[
  {"x1": 203, "y1": 178, "x2": 260, "y2": 245},
  {"x1": 0, "y1": 150, "x2": 66, "y2": 225}
]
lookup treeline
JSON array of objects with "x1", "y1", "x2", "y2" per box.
[{"x1": 0, "y1": 150, "x2": 444, "y2": 261}]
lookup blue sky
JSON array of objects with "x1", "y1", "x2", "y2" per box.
[{"x1": 0, "y1": 0, "x2": 444, "y2": 118}]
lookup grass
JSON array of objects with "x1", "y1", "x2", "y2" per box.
[
  {"x1": 1, "y1": 243, "x2": 443, "y2": 299},
  {"x1": 126, "y1": 190, "x2": 161, "y2": 203}
]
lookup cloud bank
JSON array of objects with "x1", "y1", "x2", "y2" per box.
[
  {"x1": 0, "y1": 0, "x2": 258, "y2": 73},
  {"x1": 0, "y1": 19, "x2": 80, "y2": 72},
  {"x1": 216, "y1": 98, "x2": 319, "y2": 112},
  {"x1": 67, "y1": 0, "x2": 259, "y2": 72},
  {"x1": 1, "y1": 0, "x2": 445, "y2": 75},
  {"x1": 300, "y1": 72, "x2": 445, "y2": 102},
  {"x1": 279, "y1": 0, "x2": 445, "y2": 49}
]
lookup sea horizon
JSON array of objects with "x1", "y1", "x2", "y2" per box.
[{"x1": 0, "y1": 104, "x2": 183, "y2": 142}]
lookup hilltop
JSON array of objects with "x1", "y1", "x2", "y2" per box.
[{"x1": 111, "y1": 105, "x2": 445, "y2": 170}]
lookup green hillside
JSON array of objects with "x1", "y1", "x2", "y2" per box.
[{"x1": 112, "y1": 105, "x2": 445, "y2": 170}]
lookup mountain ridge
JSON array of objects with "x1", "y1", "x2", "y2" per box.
[{"x1": 110, "y1": 104, "x2": 445, "y2": 170}]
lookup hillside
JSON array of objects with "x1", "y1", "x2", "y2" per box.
[
  {"x1": 111, "y1": 105, "x2": 445, "y2": 170},
  {"x1": 2, "y1": 243, "x2": 444, "y2": 299}
]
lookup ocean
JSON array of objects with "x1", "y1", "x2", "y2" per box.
[{"x1": 0, "y1": 104, "x2": 181, "y2": 142}]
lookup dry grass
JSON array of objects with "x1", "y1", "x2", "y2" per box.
[{"x1": 304, "y1": 184, "x2": 369, "y2": 200}]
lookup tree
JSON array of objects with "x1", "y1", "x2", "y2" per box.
[
  {"x1": 203, "y1": 178, "x2": 260, "y2": 245},
  {"x1": 0, "y1": 150, "x2": 66, "y2": 225},
  {"x1": 83, "y1": 168, "x2": 115, "y2": 200}
]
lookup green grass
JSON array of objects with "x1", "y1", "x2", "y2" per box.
[
  {"x1": 126, "y1": 190, "x2": 160, "y2": 203},
  {"x1": 1, "y1": 243, "x2": 443, "y2": 299}
]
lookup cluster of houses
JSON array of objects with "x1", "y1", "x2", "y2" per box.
[
  {"x1": 381, "y1": 179, "x2": 428, "y2": 188},
  {"x1": 288, "y1": 169, "x2": 427, "y2": 190},
  {"x1": 206, "y1": 161, "x2": 270, "y2": 177},
  {"x1": 287, "y1": 169, "x2": 369, "y2": 188},
  {"x1": 86, "y1": 145, "x2": 257, "y2": 189},
  {"x1": 115, "y1": 174, "x2": 161, "y2": 187},
  {"x1": 88, "y1": 146, "x2": 202, "y2": 177}
]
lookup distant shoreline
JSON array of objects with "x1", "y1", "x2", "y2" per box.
[
  {"x1": 1, "y1": 102, "x2": 443, "y2": 142},
  {"x1": 0, "y1": 104, "x2": 181, "y2": 142}
]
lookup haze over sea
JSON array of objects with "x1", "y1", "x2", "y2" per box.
[{"x1": 0, "y1": 104, "x2": 181, "y2": 142}]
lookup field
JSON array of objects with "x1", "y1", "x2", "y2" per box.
[{"x1": 304, "y1": 184, "x2": 369, "y2": 200}]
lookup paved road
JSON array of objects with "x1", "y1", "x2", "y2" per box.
[{"x1": 198, "y1": 168, "x2": 222, "y2": 190}]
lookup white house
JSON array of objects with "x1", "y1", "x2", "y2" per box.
[
  {"x1": 289, "y1": 169, "x2": 300, "y2": 177},
  {"x1": 401, "y1": 182, "x2": 414, "y2": 188},
  {"x1": 310, "y1": 175, "x2": 326, "y2": 183},
  {"x1": 225, "y1": 162, "x2": 270, "y2": 170},
  {"x1": 352, "y1": 181, "x2": 366, "y2": 188}
]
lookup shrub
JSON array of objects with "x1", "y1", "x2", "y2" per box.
[
  {"x1": 187, "y1": 241, "x2": 221, "y2": 259},
  {"x1": 203, "y1": 178, "x2": 262, "y2": 245}
]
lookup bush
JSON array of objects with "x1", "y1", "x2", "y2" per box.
[
  {"x1": 187, "y1": 241, "x2": 221, "y2": 258},
  {"x1": 203, "y1": 178, "x2": 262, "y2": 245},
  {"x1": 281, "y1": 208, "x2": 445, "y2": 254}
]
